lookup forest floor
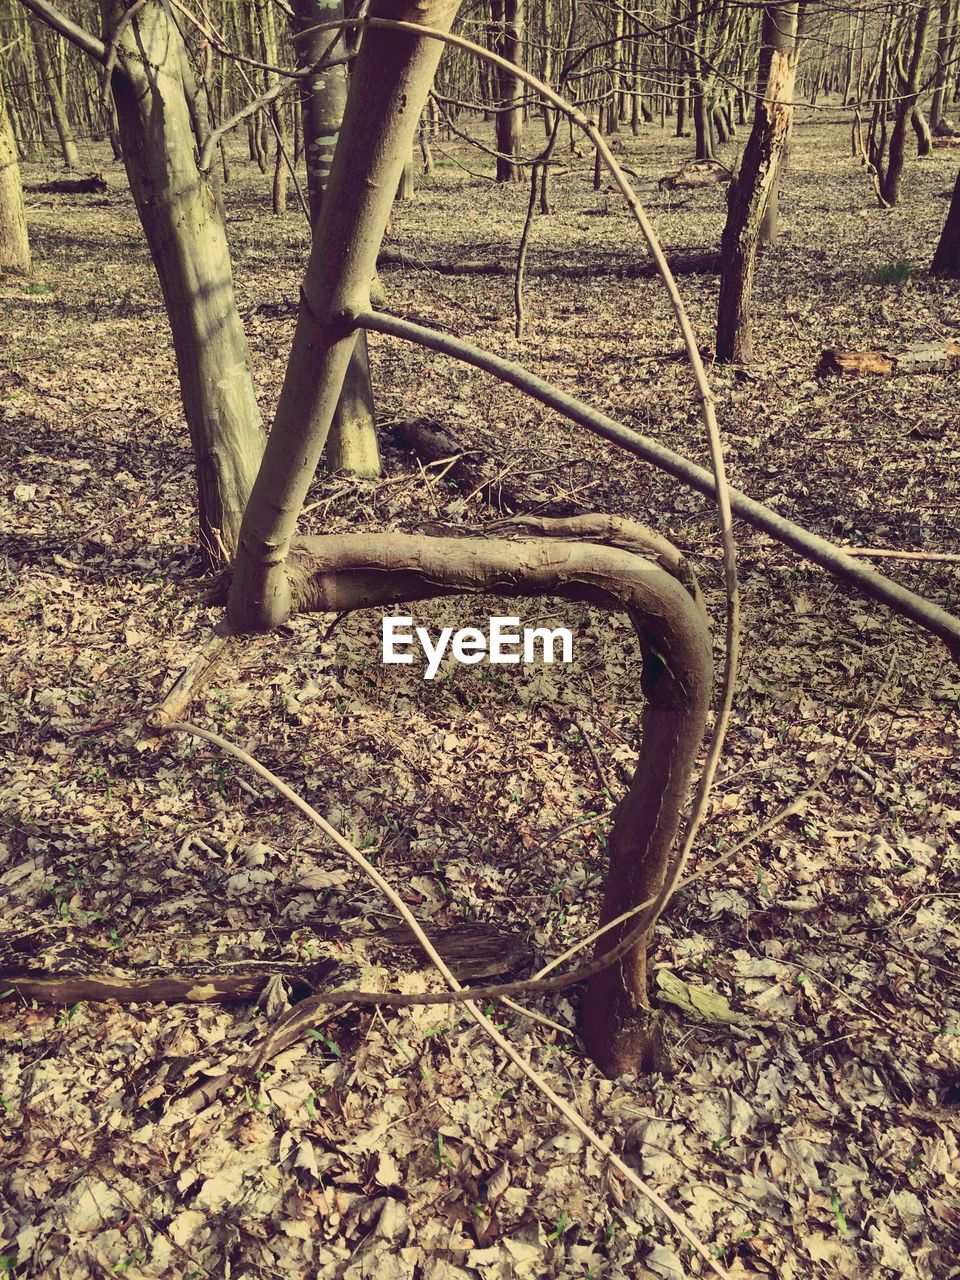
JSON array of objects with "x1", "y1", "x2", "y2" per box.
[{"x1": 1, "y1": 108, "x2": 959, "y2": 1280}]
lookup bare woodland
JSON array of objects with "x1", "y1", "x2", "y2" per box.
[{"x1": 1, "y1": 0, "x2": 959, "y2": 1276}]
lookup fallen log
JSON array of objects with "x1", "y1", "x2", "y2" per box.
[
  {"x1": 388, "y1": 418, "x2": 521, "y2": 513},
  {"x1": 817, "y1": 340, "x2": 960, "y2": 376},
  {"x1": 658, "y1": 163, "x2": 732, "y2": 191},
  {"x1": 0, "y1": 923, "x2": 528, "y2": 1007},
  {"x1": 24, "y1": 173, "x2": 108, "y2": 195},
  {"x1": 376, "y1": 249, "x2": 721, "y2": 279},
  {"x1": 932, "y1": 135, "x2": 960, "y2": 148}
]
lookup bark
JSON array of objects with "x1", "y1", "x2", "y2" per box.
[
  {"x1": 817, "y1": 341, "x2": 960, "y2": 374},
  {"x1": 929, "y1": 0, "x2": 957, "y2": 129},
  {"x1": 691, "y1": 82, "x2": 715, "y2": 160},
  {"x1": 376, "y1": 247, "x2": 722, "y2": 278},
  {"x1": 278, "y1": 524, "x2": 712, "y2": 1076},
  {"x1": 877, "y1": 2, "x2": 934, "y2": 206},
  {"x1": 912, "y1": 104, "x2": 933, "y2": 155},
  {"x1": 289, "y1": 0, "x2": 382, "y2": 480},
  {"x1": 490, "y1": 0, "x2": 523, "y2": 181},
  {"x1": 716, "y1": 3, "x2": 799, "y2": 364},
  {"x1": 33, "y1": 28, "x2": 79, "y2": 168},
  {"x1": 932, "y1": 168, "x2": 960, "y2": 275},
  {"x1": 1, "y1": 922, "x2": 525, "y2": 1006},
  {"x1": 103, "y1": 0, "x2": 265, "y2": 564},
  {"x1": 228, "y1": 0, "x2": 461, "y2": 633},
  {"x1": 0, "y1": 82, "x2": 31, "y2": 273}
]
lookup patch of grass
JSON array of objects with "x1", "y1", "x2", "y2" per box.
[{"x1": 863, "y1": 259, "x2": 913, "y2": 285}]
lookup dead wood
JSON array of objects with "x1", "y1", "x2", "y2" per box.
[
  {"x1": 24, "y1": 173, "x2": 108, "y2": 195},
  {"x1": 387, "y1": 418, "x2": 522, "y2": 514},
  {"x1": 145, "y1": 624, "x2": 236, "y2": 733},
  {"x1": 376, "y1": 249, "x2": 721, "y2": 279},
  {"x1": 658, "y1": 163, "x2": 732, "y2": 191},
  {"x1": 932, "y1": 135, "x2": 960, "y2": 148},
  {"x1": 817, "y1": 340, "x2": 960, "y2": 376},
  {"x1": 0, "y1": 923, "x2": 527, "y2": 1007}
]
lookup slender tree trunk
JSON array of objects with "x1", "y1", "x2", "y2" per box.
[
  {"x1": 912, "y1": 104, "x2": 933, "y2": 154},
  {"x1": 608, "y1": 5, "x2": 623, "y2": 132},
  {"x1": 716, "y1": 3, "x2": 800, "y2": 363},
  {"x1": 879, "y1": 2, "x2": 933, "y2": 205},
  {"x1": 0, "y1": 82, "x2": 31, "y2": 274},
  {"x1": 932, "y1": 167, "x2": 960, "y2": 275},
  {"x1": 258, "y1": 0, "x2": 288, "y2": 215},
  {"x1": 490, "y1": 0, "x2": 523, "y2": 181},
  {"x1": 33, "y1": 29, "x2": 79, "y2": 168},
  {"x1": 929, "y1": 0, "x2": 957, "y2": 129},
  {"x1": 541, "y1": 0, "x2": 556, "y2": 134},
  {"x1": 103, "y1": 0, "x2": 265, "y2": 564},
  {"x1": 290, "y1": 0, "x2": 381, "y2": 479},
  {"x1": 229, "y1": 0, "x2": 460, "y2": 632},
  {"x1": 692, "y1": 82, "x2": 715, "y2": 160}
]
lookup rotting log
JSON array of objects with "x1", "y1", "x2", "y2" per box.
[
  {"x1": 24, "y1": 174, "x2": 108, "y2": 195},
  {"x1": 817, "y1": 340, "x2": 960, "y2": 376},
  {"x1": 0, "y1": 923, "x2": 527, "y2": 1006},
  {"x1": 658, "y1": 163, "x2": 731, "y2": 191},
  {"x1": 276, "y1": 525, "x2": 713, "y2": 1076},
  {"x1": 388, "y1": 418, "x2": 521, "y2": 513}
]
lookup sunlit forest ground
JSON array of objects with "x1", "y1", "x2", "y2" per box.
[{"x1": 1, "y1": 110, "x2": 958, "y2": 1278}]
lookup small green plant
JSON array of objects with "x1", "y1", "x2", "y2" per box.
[
  {"x1": 864, "y1": 259, "x2": 912, "y2": 285},
  {"x1": 306, "y1": 1030, "x2": 341, "y2": 1058},
  {"x1": 546, "y1": 1210, "x2": 571, "y2": 1243},
  {"x1": 434, "y1": 1133, "x2": 456, "y2": 1171},
  {"x1": 831, "y1": 1191, "x2": 849, "y2": 1236},
  {"x1": 57, "y1": 1003, "x2": 81, "y2": 1029},
  {"x1": 112, "y1": 1251, "x2": 145, "y2": 1274}
]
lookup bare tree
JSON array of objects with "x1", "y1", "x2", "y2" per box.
[{"x1": 716, "y1": 2, "x2": 799, "y2": 363}]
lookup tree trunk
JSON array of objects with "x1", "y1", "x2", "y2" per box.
[
  {"x1": 716, "y1": 3, "x2": 800, "y2": 363},
  {"x1": 490, "y1": 0, "x2": 523, "y2": 182},
  {"x1": 691, "y1": 82, "x2": 715, "y2": 160},
  {"x1": 0, "y1": 82, "x2": 31, "y2": 274},
  {"x1": 607, "y1": 4, "x2": 623, "y2": 133},
  {"x1": 879, "y1": 2, "x2": 934, "y2": 206},
  {"x1": 103, "y1": 0, "x2": 265, "y2": 564},
  {"x1": 397, "y1": 154, "x2": 415, "y2": 199},
  {"x1": 929, "y1": 0, "x2": 957, "y2": 129},
  {"x1": 912, "y1": 104, "x2": 933, "y2": 154},
  {"x1": 229, "y1": 0, "x2": 458, "y2": 632},
  {"x1": 33, "y1": 29, "x2": 79, "y2": 168},
  {"x1": 932, "y1": 167, "x2": 960, "y2": 275},
  {"x1": 290, "y1": 0, "x2": 381, "y2": 480}
]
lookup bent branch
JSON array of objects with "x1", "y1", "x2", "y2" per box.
[
  {"x1": 354, "y1": 308, "x2": 960, "y2": 657},
  {"x1": 283, "y1": 527, "x2": 713, "y2": 1074}
]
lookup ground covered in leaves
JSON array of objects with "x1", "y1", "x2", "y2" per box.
[{"x1": 2, "y1": 109, "x2": 959, "y2": 1280}]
